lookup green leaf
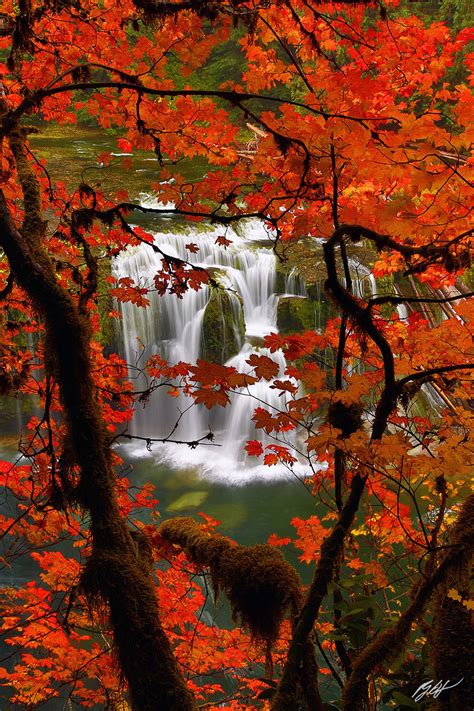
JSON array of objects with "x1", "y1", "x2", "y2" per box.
[
  {"x1": 340, "y1": 607, "x2": 367, "y2": 618},
  {"x1": 339, "y1": 574, "x2": 371, "y2": 588}
]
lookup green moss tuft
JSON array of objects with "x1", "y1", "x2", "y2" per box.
[
  {"x1": 277, "y1": 296, "x2": 319, "y2": 334},
  {"x1": 159, "y1": 517, "x2": 303, "y2": 652},
  {"x1": 375, "y1": 274, "x2": 396, "y2": 319},
  {"x1": 461, "y1": 265, "x2": 474, "y2": 291}
]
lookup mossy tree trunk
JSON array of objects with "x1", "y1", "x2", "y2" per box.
[
  {"x1": 0, "y1": 125, "x2": 196, "y2": 711},
  {"x1": 429, "y1": 543, "x2": 473, "y2": 709}
]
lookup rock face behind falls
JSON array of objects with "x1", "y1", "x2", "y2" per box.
[
  {"x1": 112, "y1": 214, "x2": 306, "y2": 475},
  {"x1": 202, "y1": 288, "x2": 245, "y2": 363}
]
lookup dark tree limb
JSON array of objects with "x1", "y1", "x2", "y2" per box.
[
  {"x1": 0, "y1": 121, "x2": 197, "y2": 709},
  {"x1": 272, "y1": 225, "x2": 398, "y2": 709},
  {"x1": 367, "y1": 291, "x2": 473, "y2": 310},
  {"x1": 4, "y1": 80, "x2": 400, "y2": 133},
  {"x1": 342, "y1": 494, "x2": 474, "y2": 711},
  {"x1": 272, "y1": 472, "x2": 368, "y2": 710}
]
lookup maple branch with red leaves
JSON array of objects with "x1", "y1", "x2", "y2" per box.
[
  {"x1": 336, "y1": 223, "x2": 473, "y2": 275},
  {"x1": 5, "y1": 80, "x2": 400, "y2": 133}
]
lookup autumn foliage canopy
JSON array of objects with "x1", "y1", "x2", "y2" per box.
[{"x1": 0, "y1": 0, "x2": 472, "y2": 709}]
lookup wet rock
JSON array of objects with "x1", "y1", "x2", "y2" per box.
[{"x1": 202, "y1": 289, "x2": 245, "y2": 363}]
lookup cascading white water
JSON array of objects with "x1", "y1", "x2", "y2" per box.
[
  {"x1": 284, "y1": 267, "x2": 306, "y2": 299},
  {"x1": 113, "y1": 205, "x2": 310, "y2": 482},
  {"x1": 113, "y1": 211, "x2": 392, "y2": 480},
  {"x1": 348, "y1": 258, "x2": 377, "y2": 300}
]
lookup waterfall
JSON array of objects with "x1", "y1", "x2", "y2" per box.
[
  {"x1": 284, "y1": 267, "x2": 306, "y2": 298},
  {"x1": 348, "y1": 258, "x2": 377, "y2": 299},
  {"x1": 113, "y1": 206, "x2": 311, "y2": 482}
]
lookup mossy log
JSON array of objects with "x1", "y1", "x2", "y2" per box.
[
  {"x1": 159, "y1": 518, "x2": 324, "y2": 710},
  {"x1": 159, "y1": 517, "x2": 302, "y2": 649}
]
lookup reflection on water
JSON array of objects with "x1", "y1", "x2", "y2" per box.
[{"x1": 30, "y1": 124, "x2": 211, "y2": 198}]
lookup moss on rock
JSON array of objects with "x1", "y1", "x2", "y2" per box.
[
  {"x1": 0, "y1": 394, "x2": 37, "y2": 428},
  {"x1": 461, "y1": 264, "x2": 474, "y2": 291},
  {"x1": 275, "y1": 238, "x2": 327, "y2": 288},
  {"x1": 96, "y1": 257, "x2": 114, "y2": 349},
  {"x1": 277, "y1": 295, "x2": 333, "y2": 335},
  {"x1": 275, "y1": 258, "x2": 289, "y2": 294},
  {"x1": 277, "y1": 296, "x2": 315, "y2": 334},
  {"x1": 201, "y1": 288, "x2": 245, "y2": 363},
  {"x1": 375, "y1": 274, "x2": 396, "y2": 318}
]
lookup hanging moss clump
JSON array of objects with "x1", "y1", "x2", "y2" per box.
[{"x1": 159, "y1": 517, "x2": 302, "y2": 650}]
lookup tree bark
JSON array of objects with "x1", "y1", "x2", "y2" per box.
[
  {"x1": 430, "y1": 496, "x2": 474, "y2": 711},
  {"x1": 271, "y1": 472, "x2": 367, "y2": 710},
  {"x1": 0, "y1": 180, "x2": 196, "y2": 710}
]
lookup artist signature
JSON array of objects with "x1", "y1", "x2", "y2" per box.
[{"x1": 412, "y1": 677, "x2": 464, "y2": 702}]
